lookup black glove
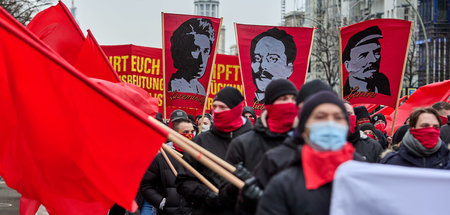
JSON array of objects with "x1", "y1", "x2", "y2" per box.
[
  {"x1": 205, "y1": 191, "x2": 219, "y2": 206},
  {"x1": 241, "y1": 176, "x2": 263, "y2": 201},
  {"x1": 234, "y1": 162, "x2": 253, "y2": 180}
]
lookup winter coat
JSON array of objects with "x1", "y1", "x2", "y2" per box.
[
  {"x1": 140, "y1": 148, "x2": 192, "y2": 215},
  {"x1": 176, "y1": 119, "x2": 252, "y2": 215},
  {"x1": 374, "y1": 129, "x2": 389, "y2": 149},
  {"x1": 348, "y1": 128, "x2": 383, "y2": 163},
  {"x1": 440, "y1": 121, "x2": 450, "y2": 145},
  {"x1": 256, "y1": 154, "x2": 365, "y2": 215},
  {"x1": 381, "y1": 135, "x2": 450, "y2": 169}
]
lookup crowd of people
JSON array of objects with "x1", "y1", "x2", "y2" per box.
[{"x1": 110, "y1": 79, "x2": 450, "y2": 215}]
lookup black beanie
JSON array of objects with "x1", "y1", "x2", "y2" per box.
[
  {"x1": 296, "y1": 79, "x2": 333, "y2": 105},
  {"x1": 243, "y1": 106, "x2": 257, "y2": 119},
  {"x1": 359, "y1": 123, "x2": 377, "y2": 134},
  {"x1": 214, "y1": 87, "x2": 244, "y2": 109},
  {"x1": 354, "y1": 106, "x2": 370, "y2": 121},
  {"x1": 392, "y1": 125, "x2": 410, "y2": 145},
  {"x1": 264, "y1": 79, "x2": 297, "y2": 105},
  {"x1": 296, "y1": 91, "x2": 348, "y2": 135},
  {"x1": 371, "y1": 113, "x2": 386, "y2": 125}
]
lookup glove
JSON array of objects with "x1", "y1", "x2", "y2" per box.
[
  {"x1": 234, "y1": 162, "x2": 253, "y2": 180},
  {"x1": 205, "y1": 191, "x2": 219, "y2": 206},
  {"x1": 241, "y1": 176, "x2": 263, "y2": 201}
]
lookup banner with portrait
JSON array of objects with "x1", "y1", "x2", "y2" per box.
[
  {"x1": 163, "y1": 13, "x2": 222, "y2": 119},
  {"x1": 339, "y1": 19, "x2": 412, "y2": 108},
  {"x1": 235, "y1": 23, "x2": 314, "y2": 114},
  {"x1": 102, "y1": 45, "x2": 164, "y2": 113}
]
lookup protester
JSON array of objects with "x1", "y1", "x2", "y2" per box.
[
  {"x1": 354, "y1": 106, "x2": 388, "y2": 148},
  {"x1": 140, "y1": 114, "x2": 194, "y2": 215},
  {"x1": 224, "y1": 79, "x2": 298, "y2": 214},
  {"x1": 431, "y1": 102, "x2": 450, "y2": 126},
  {"x1": 256, "y1": 91, "x2": 363, "y2": 215},
  {"x1": 344, "y1": 102, "x2": 382, "y2": 163},
  {"x1": 371, "y1": 113, "x2": 392, "y2": 146},
  {"x1": 359, "y1": 123, "x2": 379, "y2": 141},
  {"x1": 176, "y1": 87, "x2": 252, "y2": 215},
  {"x1": 440, "y1": 118, "x2": 450, "y2": 145},
  {"x1": 242, "y1": 106, "x2": 257, "y2": 125},
  {"x1": 195, "y1": 113, "x2": 213, "y2": 133},
  {"x1": 253, "y1": 80, "x2": 334, "y2": 189},
  {"x1": 381, "y1": 108, "x2": 449, "y2": 169}
]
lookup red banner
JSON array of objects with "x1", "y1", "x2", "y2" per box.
[
  {"x1": 340, "y1": 19, "x2": 412, "y2": 108},
  {"x1": 163, "y1": 13, "x2": 222, "y2": 118},
  {"x1": 235, "y1": 24, "x2": 314, "y2": 114}
]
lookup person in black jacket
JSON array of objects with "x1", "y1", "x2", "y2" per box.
[
  {"x1": 242, "y1": 106, "x2": 257, "y2": 125},
  {"x1": 140, "y1": 116, "x2": 194, "y2": 215},
  {"x1": 224, "y1": 79, "x2": 298, "y2": 214},
  {"x1": 371, "y1": 113, "x2": 392, "y2": 147},
  {"x1": 354, "y1": 106, "x2": 388, "y2": 149},
  {"x1": 176, "y1": 87, "x2": 252, "y2": 215},
  {"x1": 440, "y1": 116, "x2": 450, "y2": 145},
  {"x1": 257, "y1": 91, "x2": 362, "y2": 215},
  {"x1": 381, "y1": 108, "x2": 449, "y2": 169}
]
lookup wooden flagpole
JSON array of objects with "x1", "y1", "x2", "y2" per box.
[
  {"x1": 160, "y1": 148, "x2": 178, "y2": 176},
  {"x1": 304, "y1": 28, "x2": 316, "y2": 84},
  {"x1": 234, "y1": 23, "x2": 248, "y2": 106},
  {"x1": 161, "y1": 12, "x2": 167, "y2": 122},
  {"x1": 199, "y1": 17, "x2": 223, "y2": 135},
  {"x1": 391, "y1": 21, "x2": 414, "y2": 136},
  {"x1": 162, "y1": 145, "x2": 219, "y2": 193},
  {"x1": 339, "y1": 27, "x2": 344, "y2": 100}
]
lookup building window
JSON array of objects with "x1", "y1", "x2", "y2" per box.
[
  {"x1": 404, "y1": 7, "x2": 409, "y2": 20},
  {"x1": 200, "y1": 4, "x2": 204, "y2": 16},
  {"x1": 211, "y1": 4, "x2": 216, "y2": 17}
]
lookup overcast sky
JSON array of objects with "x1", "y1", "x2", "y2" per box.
[{"x1": 58, "y1": 0, "x2": 302, "y2": 54}]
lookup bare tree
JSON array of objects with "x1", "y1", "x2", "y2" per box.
[
  {"x1": 0, "y1": 0, "x2": 52, "y2": 25},
  {"x1": 403, "y1": 31, "x2": 418, "y2": 89}
]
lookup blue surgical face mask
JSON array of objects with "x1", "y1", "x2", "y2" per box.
[{"x1": 307, "y1": 121, "x2": 348, "y2": 151}]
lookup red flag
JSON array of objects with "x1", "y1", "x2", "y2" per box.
[
  {"x1": 371, "y1": 96, "x2": 407, "y2": 118},
  {"x1": 163, "y1": 13, "x2": 222, "y2": 119},
  {"x1": 74, "y1": 30, "x2": 120, "y2": 82},
  {"x1": 386, "y1": 80, "x2": 450, "y2": 135},
  {"x1": 0, "y1": 15, "x2": 167, "y2": 214},
  {"x1": 235, "y1": 23, "x2": 314, "y2": 115},
  {"x1": 340, "y1": 19, "x2": 412, "y2": 108},
  {"x1": 27, "y1": 1, "x2": 84, "y2": 65}
]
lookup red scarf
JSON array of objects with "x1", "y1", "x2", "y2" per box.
[
  {"x1": 265, "y1": 103, "x2": 298, "y2": 133},
  {"x1": 440, "y1": 116, "x2": 448, "y2": 125},
  {"x1": 348, "y1": 115, "x2": 357, "y2": 134},
  {"x1": 174, "y1": 133, "x2": 194, "y2": 152},
  {"x1": 213, "y1": 102, "x2": 244, "y2": 133},
  {"x1": 374, "y1": 123, "x2": 386, "y2": 133},
  {"x1": 357, "y1": 119, "x2": 371, "y2": 126},
  {"x1": 410, "y1": 127, "x2": 440, "y2": 149},
  {"x1": 302, "y1": 142, "x2": 355, "y2": 190}
]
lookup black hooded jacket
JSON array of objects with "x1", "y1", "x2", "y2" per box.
[
  {"x1": 176, "y1": 119, "x2": 252, "y2": 215},
  {"x1": 347, "y1": 128, "x2": 383, "y2": 163}
]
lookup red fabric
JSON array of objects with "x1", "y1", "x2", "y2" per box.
[
  {"x1": 19, "y1": 197, "x2": 41, "y2": 215},
  {"x1": 27, "y1": 1, "x2": 84, "y2": 65},
  {"x1": 357, "y1": 119, "x2": 371, "y2": 126},
  {"x1": 440, "y1": 116, "x2": 448, "y2": 126},
  {"x1": 0, "y1": 17, "x2": 167, "y2": 214},
  {"x1": 341, "y1": 19, "x2": 412, "y2": 108},
  {"x1": 301, "y1": 143, "x2": 355, "y2": 190},
  {"x1": 410, "y1": 127, "x2": 441, "y2": 149},
  {"x1": 74, "y1": 30, "x2": 120, "y2": 82},
  {"x1": 249, "y1": 117, "x2": 255, "y2": 125},
  {"x1": 375, "y1": 123, "x2": 386, "y2": 133},
  {"x1": 348, "y1": 115, "x2": 357, "y2": 134},
  {"x1": 174, "y1": 133, "x2": 194, "y2": 152},
  {"x1": 235, "y1": 24, "x2": 314, "y2": 115},
  {"x1": 366, "y1": 133, "x2": 376, "y2": 140},
  {"x1": 265, "y1": 103, "x2": 298, "y2": 133},
  {"x1": 386, "y1": 80, "x2": 450, "y2": 136},
  {"x1": 213, "y1": 102, "x2": 244, "y2": 132}
]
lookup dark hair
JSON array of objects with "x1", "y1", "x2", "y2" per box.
[
  {"x1": 250, "y1": 27, "x2": 297, "y2": 65},
  {"x1": 342, "y1": 26, "x2": 382, "y2": 63},
  {"x1": 431, "y1": 102, "x2": 450, "y2": 111},
  {"x1": 173, "y1": 118, "x2": 192, "y2": 132},
  {"x1": 408, "y1": 108, "x2": 441, "y2": 128},
  {"x1": 170, "y1": 18, "x2": 215, "y2": 83}
]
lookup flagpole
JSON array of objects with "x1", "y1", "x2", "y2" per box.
[
  {"x1": 162, "y1": 145, "x2": 219, "y2": 193},
  {"x1": 234, "y1": 23, "x2": 248, "y2": 106},
  {"x1": 161, "y1": 12, "x2": 167, "y2": 122},
  {"x1": 339, "y1": 27, "x2": 344, "y2": 99},
  {"x1": 199, "y1": 18, "x2": 223, "y2": 134},
  {"x1": 391, "y1": 22, "x2": 414, "y2": 136},
  {"x1": 304, "y1": 28, "x2": 315, "y2": 84},
  {"x1": 160, "y1": 148, "x2": 178, "y2": 176}
]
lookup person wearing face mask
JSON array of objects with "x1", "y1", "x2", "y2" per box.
[
  {"x1": 431, "y1": 102, "x2": 450, "y2": 145},
  {"x1": 222, "y1": 79, "x2": 297, "y2": 214},
  {"x1": 371, "y1": 113, "x2": 392, "y2": 146},
  {"x1": 243, "y1": 106, "x2": 257, "y2": 125},
  {"x1": 195, "y1": 113, "x2": 213, "y2": 133},
  {"x1": 354, "y1": 106, "x2": 388, "y2": 149},
  {"x1": 256, "y1": 91, "x2": 364, "y2": 215},
  {"x1": 343, "y1": 101, "x2": 382, "y2": 163},
  {"x1": 140, "y1": 117, "x2": 194, "y2": 215},
  {"x1": 381, "y1": 108, "x2": 449, "y2": 169},
  {"x1": 176, "y1": 87, "x2": 252, "y2": 215}
]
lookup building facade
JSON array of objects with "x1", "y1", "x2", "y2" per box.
[{"x1": 194, "y1": 0, "x2": 226, "y2": 54}]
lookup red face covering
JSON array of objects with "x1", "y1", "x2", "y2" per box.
[
  {"x1": 265, "y1": 103, "x2": 298, "y2": 133},
  {"x1": 366, "y1": 133, "x2": 376, "y2": 140},
  {"x1": 374, "y1": 123, "x2": 386, "y2": 133},
  {"x1": 174, "y1": 133, "x2": 194, "y2": 152},
  {"x1": 357, "y1": 119, "x2": 371, "y2": 126},
  {"x1": 301, "y1": 142, "x2": 355, "y2": 190},
  {"x1": 213, "y1": 102, "x2": 244, "y2": 133},
  {"x1": 348, "y1": 115, "x2": 357, "y2": 134},
  {"x1": 440, "y1": 116, "x2": 448, "y2": 125},
  {"x1": 249, "y1": 117, "x2": 255, "y2": 125},
  {"x1": 410, "y1": 127, "x2": 440, "y2": 149}
]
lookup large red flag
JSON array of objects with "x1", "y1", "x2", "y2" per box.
[
  {"x1": 0, "y1": 14, "x2": 167, "y2": 214},
  {"x1": 340, "y1": 19, "x2": 412, "y2": 108},
  {"x1": 74, "y1": 30, "x2": 121, "y2": 82},
  {"x1": 163, "y1": 13, "x2": 222, "y2": 118},
  {"x1": 27, "y1": 1, "x2": 84, "y2": 65},
  {"x1": 235, "y1": 23, "x2": 314, "y2": 115},
  {"x1": 386, "y1": 80, "x2": 450, "y2": 135}
]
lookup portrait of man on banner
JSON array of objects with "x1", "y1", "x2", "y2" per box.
[
  {"x1": 168, "y1": 18, "x2": 215, "y2": 96},
  {"x1": 342, "y1": 26, "x2": 390, "y2": 97},
  {"x1": 250, "y1": 27, "x2": 297, "y2": 103}
]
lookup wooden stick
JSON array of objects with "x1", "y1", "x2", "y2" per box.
[
  {"x1": 339, "y1": 27, "x2": 344, "y2": 100},
  {"x1": 161, "y1": 12, "x2": 167, "y2": 121},
  {"x1": 304, "y1": 28, "x2": 315, "y2": 84},
  {"x1": 162, "y1": 145, "x2": 218, "y2": 193},
  {"x1": 160, "y1": 148, "x2": 177, "y2": 176},
  {"x1": 171, "y1": 148, "x2": 183, "y2": 158},
  {"x1": 234, "y1": 23, "x2": 248, "y2": 106},
  {"x1": 148, "y1": 116, "x2": 236, "y2": 173}
]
